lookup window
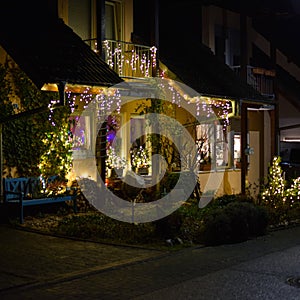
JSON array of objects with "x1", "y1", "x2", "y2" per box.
[
  {"x1": 215, "y1": 125, "x2": 229, "y2": 167},
  {"x1": 196, "y1": 123, "x2": 230, "y2": 171},
  {"x1": 106, "y1": 114, "x2": 125, "y2": 172},
  {"x1": 130, "y1": 115, "x2": 146, "y2": 146},
  {"x1": 215, "y1": 25, "x2": 241, "y2": 66},
  {"x1": 196, "y1": 124, "x2": 213, "y2": 170},
  {"x1": 70, "y1": 114, "x2": 92, "y2": 151},
  {"x1": 234, "y1": 133, "x2": 241, "y2": 168},
  {"x1": 68, "y1": 0, "x2": 92, "y2": 41},
  {"x1": 105, "y1": 1, "x2": 123, "y2": 40},
  {"x1": 214, "y1": 25, "x2": 226, "y2": 63}
]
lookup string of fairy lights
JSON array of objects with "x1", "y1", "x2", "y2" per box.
[
  {"x1": 158, "y1": 78, "x2": 232, "y2": 127},
  {"x1": 103, "y1": 40, "x2": 157, "y2": 77},
  {"x1": 58, "y1": 86, "x2": 232, "y2": 128},
  {"x1": 45, "y1": 40, "x2": 232, "y2": 129},
  {"x1": 44, "y1": 40, "x2": 233, "y2": 176}
]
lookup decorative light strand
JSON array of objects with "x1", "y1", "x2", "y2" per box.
[{"x1": 102, "y1": 40, "x2": 157, "y2": 78}]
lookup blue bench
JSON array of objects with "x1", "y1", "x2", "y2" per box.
[{"x1": 3, "y1": 176, "x2": 77, "y2": 223}]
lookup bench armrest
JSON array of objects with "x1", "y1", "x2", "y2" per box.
[{"x1": 4, "y1": 191, "x2": 24, "y2": 202}]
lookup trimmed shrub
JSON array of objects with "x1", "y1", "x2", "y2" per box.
[
  {"x1": 212, "y1": 194, "x2": 254, "y2": 207},
  {"x1": 195, "y1": 201, "x2": 269, "y2": 246},
  {"x1": 53, "y1": 213, "x2": 157, "y2": 244},
  {"x1": 199, "y1": 207, "x2": 232, "y2": 246}
]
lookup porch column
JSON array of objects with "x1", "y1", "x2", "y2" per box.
[{"x1": 241, "y1": 102, "x2": 248, "y2": 195}]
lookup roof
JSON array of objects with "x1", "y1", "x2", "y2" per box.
[
  {"x1": 159, "y1": 41, "x2": 268, "y2": 101},
  {"x1": 0, "y1": 17, "x2": 123, "y2": 90}
]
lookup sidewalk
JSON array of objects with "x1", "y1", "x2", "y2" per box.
[
  {"x1": 1, "y1": 223, "x2": 300, "y2": 299},
  {"x1": 0, "y1": 224, "x2": 167, "y2": 293}
]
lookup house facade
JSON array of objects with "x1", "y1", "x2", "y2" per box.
[
  {"x1": 56, "y1": 0, "x2": 278, "y2": 197},
  {"x1": 2, "y1": 0, "x2": 298, "y2": 200}
]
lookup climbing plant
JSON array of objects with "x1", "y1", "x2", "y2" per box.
[
  {"x1": 0, "y1": 62, "x2": 13, "y2": 120},
  {"x1": 2, "y1": 60, "x2": 72, "y2": 179}
]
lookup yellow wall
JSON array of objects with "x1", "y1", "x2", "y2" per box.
[{"x1": 198, "y1": 169, "x2": 241, "y2": 196}]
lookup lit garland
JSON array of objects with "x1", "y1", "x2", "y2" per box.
[
  {"x1": 102, "y1": 40, "x2": 233, "y2": 125},
  {"x1": 102, "y1": 40, "x2": 157, "y2": 78},
  {"x1": 156, "y1": 78, "x2": 232, "y2": 127},
  {"x1": 95, "y1": 88, "x2": 121, "y2": 121},
  {"x1": 47, "y1": 99, "x2": 60, "y2": 126}
]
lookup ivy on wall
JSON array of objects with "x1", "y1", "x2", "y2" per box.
[{"x1": 1, "y1": 60, "x2": 72, "y2": 179}]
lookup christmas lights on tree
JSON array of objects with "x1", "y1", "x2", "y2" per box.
[{"x1": 261, "y1": 156, "x2": 285, "y2": 208}]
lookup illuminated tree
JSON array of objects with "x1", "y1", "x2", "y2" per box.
[{"x1": 260, "y1": 156, "x2": 285, "y2": 208}]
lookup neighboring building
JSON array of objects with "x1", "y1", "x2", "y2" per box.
[{"x1": 201, "y1": 0, "x2": 300, "y2": 181}]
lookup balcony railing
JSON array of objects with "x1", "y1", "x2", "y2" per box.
[
  {"x1": 84, "y1": 38, "x2": 157, "y2": 78},
  {"x1": 231, "y1": 65, "x2": 275, "y2": 99}
]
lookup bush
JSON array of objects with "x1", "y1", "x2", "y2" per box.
[
  {"x1": 26, "y1": 192, "x2": 270, "y2": 248},
  {"x1": 53, "y1": 213, "x2": 157, "y2": 244},
  {"x1": 286, "y1": 202, "x2": 300, "y2": 224},
  {"x1": 153, "y1": 211, "x2": 182, "y2": 239},
  {"x1": 199, "y1": 207, "x2": 232, "y2": 246},
  {"x1": 212, "y1": 194, "x2": 254, "y2": 207},
  {"x1": 194, "y1": 201, "x2": 269, "y2": 246}
]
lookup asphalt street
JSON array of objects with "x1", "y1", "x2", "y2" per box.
[{"x1": 1, "y1": 224, "x2": 300, "y2": 299}]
